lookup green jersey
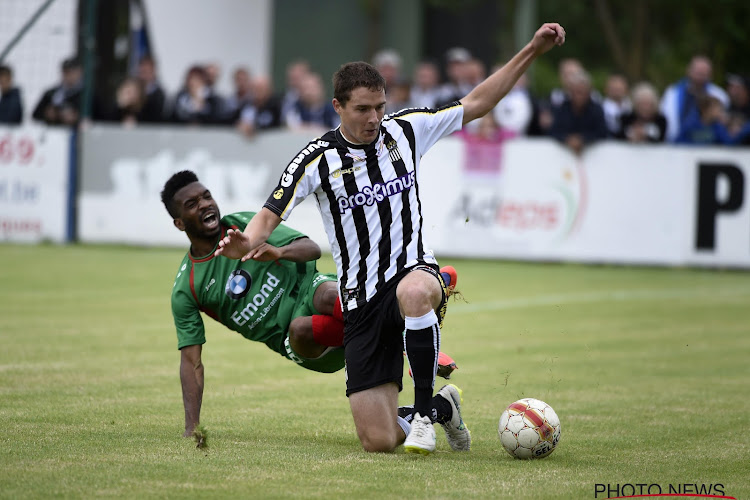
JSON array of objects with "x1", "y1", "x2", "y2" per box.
[{"x1": 171, "y1": 212, "x2": 316, "y2": 355}]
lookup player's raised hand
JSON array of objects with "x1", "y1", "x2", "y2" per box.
[
  {"x1": 214, "y1": 228, "x2": 254, "y2": 260},
  {"x1": 531, "y1": 23, "x2": 565, "y2": 55}
]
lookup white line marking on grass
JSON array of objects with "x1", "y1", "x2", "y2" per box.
[{"x1": 450, "y1": 286, "x2": 750, "y2": 315}]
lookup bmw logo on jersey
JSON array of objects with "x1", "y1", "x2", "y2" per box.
[{"x1": 225, "y1": 269, "x2": 252, "y2": 299}]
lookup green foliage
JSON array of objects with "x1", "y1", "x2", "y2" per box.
[
  {"x1": 536, "y1": 0, "x2": 750, "y2": 91},
  {"x1": 1, "y1": 244, "x2": 749, "y2": 498}
]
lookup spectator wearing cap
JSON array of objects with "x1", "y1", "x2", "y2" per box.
[
  {"x1": 660, "y1": 55, "x2": 729, "y2": 142},
  {"x1": 0, "y1": 64, "x2": 23, "y2": 124},
  {"x1": 32, "y1": 57, "x2": 83, "y2": 126},
  {"x1": 437, "y1": 47, "x2": 475, "y2": 106}
]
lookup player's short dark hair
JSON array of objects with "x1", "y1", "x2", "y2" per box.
[
  {"x1": 161, "y1": 170, "x2": 199, "y2": 218},
  {"x1": 333, "y1": 62, "x2": 385, "y2": 106}
]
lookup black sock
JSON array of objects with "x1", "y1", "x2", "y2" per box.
[
  {"x1": 404, "y1": 312, "x2": 440, "y2": 421},
  {"x1": 399, "y1": 397, "x2": 451, "y2": 424},
  {"x1": 432, "y1": 394, "x2": 453, "y2": 424}
]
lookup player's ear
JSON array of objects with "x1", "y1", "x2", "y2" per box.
[
  {"x1": 173, "y1": 218, "x2": 185, "y2": 231},
  {"x1": 332, "y1": 98, "x2": 343, "y2": 115}
]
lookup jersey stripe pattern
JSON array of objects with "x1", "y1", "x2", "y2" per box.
[{"x1": 264, "y1": 102, "x2": 464, "y2": 311}]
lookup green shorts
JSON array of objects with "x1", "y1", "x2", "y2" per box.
[{"x1": 282, "y1": 271, "x2": 345, "y2": 373}]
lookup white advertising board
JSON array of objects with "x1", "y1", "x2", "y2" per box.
[
  {"x1": 78, "y1": 125, "x2": 750, "y2": 268},
  {"x1": 0, "y1": 126, "x2": 72, "y2": 243},
  {"x1": 77, "y1": 125, "x2": 329, "y2": 249},
  {"x1": 419, "y1": 138, "x2": 750, "y2": 268}
]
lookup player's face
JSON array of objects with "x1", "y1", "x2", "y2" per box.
[
  {"x1": 173, "y1": 182, "x2": 222, "y2": 240},
  {"x1": 333, "y1": 87, "x2": 386, "y2": 144}
]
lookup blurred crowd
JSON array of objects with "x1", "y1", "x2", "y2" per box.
[{"x1": 1, "y1": 49, "x2": 749, "y2": 150}]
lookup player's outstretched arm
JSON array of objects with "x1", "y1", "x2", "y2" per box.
[
  {"x1": 460, "y1": 22, "x2": 565, "y2": 125},
  {"x1": 250, "y1": 237, "x2": 322, "y2": 263},
  {"x1": 214, "y1": 207, "x2": 282, "y2": 260},
  {"x1": 180, "y1": 344, "x2": 204, "y2": 437}
]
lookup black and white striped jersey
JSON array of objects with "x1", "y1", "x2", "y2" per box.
[{"x1": 264, "y1": 102, "x2": 464, "y2": 311}]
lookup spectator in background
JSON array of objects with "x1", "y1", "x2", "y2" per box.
[
  {"x1": 387, "y1": 80, "x2": 412, "y2": 114},
  {"x1": 237, "y1": 75, "x2": 282, "y2": 138},
  {"x1": 438, "y1": 47, "x2": 474, "y2": 106},
  {"x1": 409, "y1": 61, "x2": 442, "y2": 109},
  {"x1": 372, "y1": 49, "x2": 402, "y2": 90},
  {"x1": 32, "y1": 57, "x2": 82, "y2": 126},
  {"x1": 602, "y1": 74, "x2": 631, "y2": 136},
  {"x1": 373, "y1": 49, "x2": 406, "y2": 114},
  {"x1": 171, "y1": 65, "x2": 223, "y2": 125},
  {"x1": 616, "y1": 82, "x2": 667, "y2": 143},
  {"x1": 223, "y1": 66, "x2": 254, "y2": 124},
  {"x1": 549, "y1": 70, "x2": 607, "y2": 155},
  {"x1": 549, "y1": 58, "x2": 585, "y2": 108},
  {"x1": 725, "y1": 73, "x2": 750, "y2": 136},
  {"x1": 281, "y1": 60, "x2": 311, "y2": 125},
  {"x1": 492, "y1": 71, "x2": 533, "y2": 135},
  {"x1": 660, "y1": 55, "x2": 729, "y2": 142},
  {"x1": 285, "y1": 72, "x2": 338, "y2": 130},
  {"x1": 0, "y1": 65, "x2": 23, "y2": 124},
  {"x1": 136, "y1": 55, "x2": 167, "y2": 123},
  {"x1": 96, "y1": 76, "x2": 145, "y2": 126},
  {"x1": 675, "y1": 94, "x2": 732, "y2": 146}
]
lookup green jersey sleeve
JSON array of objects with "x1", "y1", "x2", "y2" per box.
[{"x1": 171, "y1": 255, "x2": 206, "y2": 350}]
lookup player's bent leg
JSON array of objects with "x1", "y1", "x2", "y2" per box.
[
  {"x1": 312, "y1": 281, "x2": 338, "y2": 316},
  {"x1": 288, "y1": 316, "x2": 327, "y2": 358},
  {"x1": 348, "y1": 383, "x2": 404, "y2": 453}
]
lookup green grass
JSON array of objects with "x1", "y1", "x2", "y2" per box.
[{"x1": 1, "y1": 244, "x2": 748, "y2": 499}]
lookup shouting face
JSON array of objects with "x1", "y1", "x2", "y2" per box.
[{"x1": 172, "y1": 181, "x2": 222, "y2": 241}]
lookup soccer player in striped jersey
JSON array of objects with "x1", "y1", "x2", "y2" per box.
[
  {"x1": 163, "y1": 170, "x2": 460, "y2": 439},
  {"x1": 216, "y1": 23, "x2": 566, "y2": 454}
]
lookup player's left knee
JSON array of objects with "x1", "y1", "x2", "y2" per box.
[{"x1": 398, "y1": 275, "x2": 441, "y2": 312}]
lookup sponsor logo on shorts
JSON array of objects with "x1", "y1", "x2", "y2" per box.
[{"x1": 273, "y1": 188, "x2": 284, "y2": 199}]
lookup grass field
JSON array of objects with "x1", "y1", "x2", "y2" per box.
[{"x1": 1, "y1": 243, "x2": 748, "y2": 499}]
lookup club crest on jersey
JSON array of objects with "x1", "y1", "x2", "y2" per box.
[
  {"x1": 386, "y1": 140, "x2": 402, "y2": 162},
  {"x1": 225, "y1": 269, "x2": 252, "y2": 299}
]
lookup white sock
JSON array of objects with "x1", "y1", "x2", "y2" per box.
[{"x1": 397, "y1": 416, "x2": 411, "y2": 437}]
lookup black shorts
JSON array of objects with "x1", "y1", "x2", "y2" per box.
[{"x1": 342, "y1": 264, "x2": 447, "y2": 397}]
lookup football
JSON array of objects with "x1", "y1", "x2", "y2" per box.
[{"x1": 498, "y1": 398, "x2": 561, "y2": 459}]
